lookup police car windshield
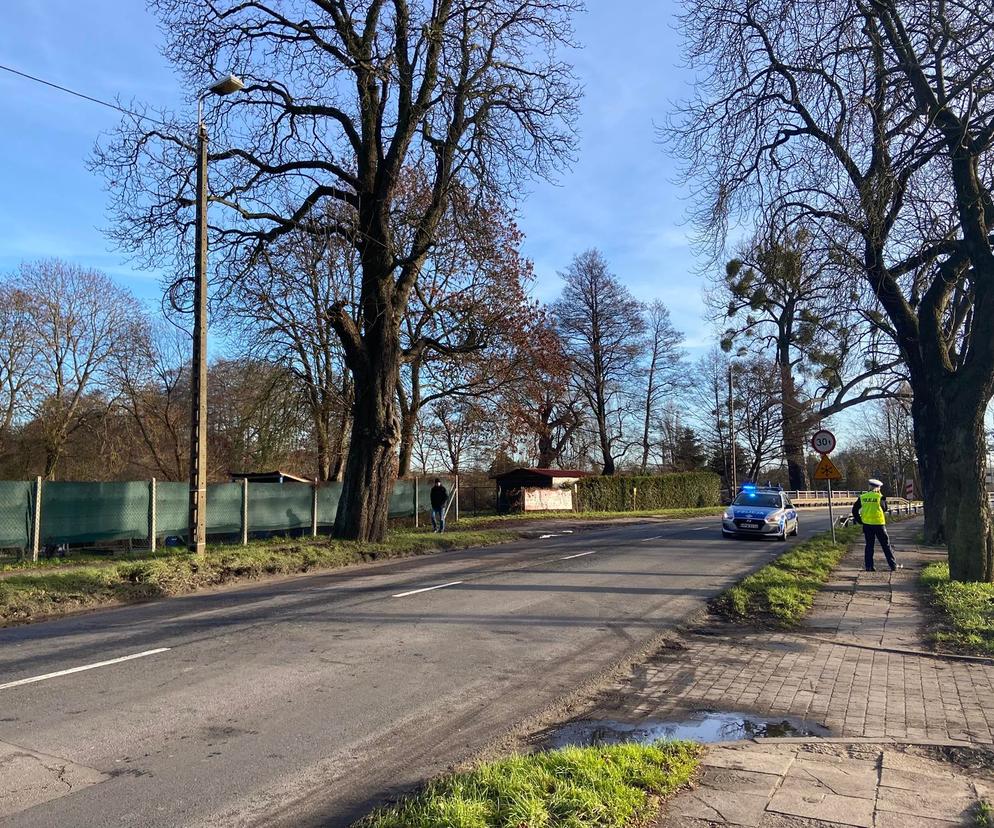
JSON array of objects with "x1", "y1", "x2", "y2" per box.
[{"x1": 733, "y1": 492, "x2": 781, "y2": 508}]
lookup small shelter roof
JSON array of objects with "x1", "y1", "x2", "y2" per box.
[
  {"x1": 492, "y1": 467, "x2": 593, "y2": 486},
  {"x1": 230, "y1": 470, "x2": 314, "y2": 484}
]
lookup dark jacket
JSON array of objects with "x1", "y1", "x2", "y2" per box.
[{"x1": 430, "y1": 484, "x2": 448, "y2": 510}]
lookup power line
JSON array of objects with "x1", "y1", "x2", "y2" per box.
[{"x1": 0, "y1": 61, "x2": 170, "y2": 126}]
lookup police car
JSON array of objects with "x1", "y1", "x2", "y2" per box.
[{"x1": 721, "y1": 484, "x2": 799, "y2": 541}]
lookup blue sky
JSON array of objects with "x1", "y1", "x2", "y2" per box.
[{"x1": 0, "y1": 1, "x2": 708, "y2": 347}]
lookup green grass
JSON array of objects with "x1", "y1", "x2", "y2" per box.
[
  {"x1": 354, "y1": 742, "x2": 700, "y2": 828},
  {"x1": 710, "y1": 525, "x2": 864, "y2": 626},
  {"x1": 977, "y1": 799, "x2": 994, "y2": 827},
  {"x1": 457, "y1": 507, "x2": 723, "y2": 529},
  {"x1": 920, "y1": 562, "x2": 994, "y2": 655},
  {"x1": 0, "y1": 527, "x2": 511, "y2": 625}
]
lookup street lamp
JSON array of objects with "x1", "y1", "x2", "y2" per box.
[{"x1": 189, "y1": 73, "x2": 245, "y2": 556}]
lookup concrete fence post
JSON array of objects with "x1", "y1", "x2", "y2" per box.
[
  {"x1": 31, "y1": 476, "x2": 42, "y2": 562},
  {"x1": 149, "y1": 478, "x2": 157, "y2": 552},
  {"x1": 454, "y1": 475, "x2": 460, "y2": 524},
  {"x1": 413, "y1": 476, "x2": 419, "y2": 528},
  {"x1": 311, "y1": 483, "x2": 318, "y2": 538},
  {"x1": 241, "y1": 478, "x2": 249, "y2": 546}
]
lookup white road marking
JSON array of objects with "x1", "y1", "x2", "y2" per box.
[
  {"x1": 539, "y1": 534, "x2": 562, "y2": 539},
  {"x1": 0, "y1": 648, "x2": 171, "y2": 692},
  {"x1": 559, "y1": 551, "x2": 596, "y2": 560},
  {"x1": 641, "y1": 535, "x2": 663, "y2": 542},
  {"x1": 689, "y1": 526, "x2": 712, "y2": 531},
  {"x1": 392, "y1": 581, "x2": 464, "y2": 598}
]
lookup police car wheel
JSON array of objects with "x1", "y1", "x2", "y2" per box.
[
  {"x1": 777, "y1": 525, "x2": 787, "y2": 541},
  {"x1": 790, "y1": 521, "x2": 799, "y2": 537}
]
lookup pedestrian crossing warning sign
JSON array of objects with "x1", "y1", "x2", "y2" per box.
[{"x1": 814, "y1": 455, "x2": 843, "y2": 481}]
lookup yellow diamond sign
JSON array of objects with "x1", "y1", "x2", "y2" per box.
[{"x1": 814, "y1": 455, "x2": 843, "y2": 481}]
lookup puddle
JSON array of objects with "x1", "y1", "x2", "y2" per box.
[{"x1": 546, "y1": 711, "x2": 828, "y2": 747}]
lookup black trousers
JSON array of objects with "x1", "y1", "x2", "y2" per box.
[{"x1": 863, "y1": 524, "x2": 896, "y2": 570}]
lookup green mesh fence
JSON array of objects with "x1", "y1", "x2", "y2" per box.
[
  {"x1": 207, "y1": 483, "x2": 243, "y2": 536},
  {"x1": 155, "y1": 481, "x2": 189, "y2": 539},
  {"x1": 0, "y1": 476, "x2": 438, "y2": 552},
  {"x1": 0, "y1": 481, "x2": 32, "y2": 549},
  {"x1": 41, "y1": 481, "x2": 150, "y2": 545},
  {"x1": 249, "y1": 482, "x2": 312, "y2": 533},
  {"x1": 315, "y1": 483, "x2": 342, "y2": 528}
]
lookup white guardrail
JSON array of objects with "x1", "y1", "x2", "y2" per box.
[{"x1": 784, "y1": 490, "x2": 924, "y2": 513}]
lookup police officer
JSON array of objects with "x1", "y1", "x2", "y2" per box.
[{"x1": 851, "y1": 478, "x2": 897, "y2": 572}]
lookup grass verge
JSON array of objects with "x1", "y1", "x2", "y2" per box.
[
  {"x1": 0, "y1": 528, "x2": 511, "y2": 626},
  {"x1": 455, "y1": 507, "x2": 723, "y2": 530},
  {"x1": 920, "y1": 562, "x2": 994, "y2": 655},
  {"x1": 710, "y1": 525, "x2": 863, "y2": 627},
  {"x1": 354, "y1": 742, "x2": 700, "y2": 828}
]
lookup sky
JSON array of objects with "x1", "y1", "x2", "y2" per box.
[{"x1": 0, "y1": 1, "x2": 710, "y2": 348}]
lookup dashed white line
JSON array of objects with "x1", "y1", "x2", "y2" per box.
[
  {"x1": 0, "y1": 648, "x2": 172, "y2": 692},
  {"x1": 689, "y1": 526, "x2": 712, "y2": 531},
  {"x1": 559, "y1": 551, "x2": 596, "y2": 561},
  {"x1": 641, "y1": 535, "x2": 664, "y2": 542},
  {"x1": 392, "y1": 581, "x2": 464, "y2": 598}
]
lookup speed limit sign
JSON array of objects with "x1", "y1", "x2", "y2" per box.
[{"x1": 811, "y1": 429, "x2": 837, "y2": 455}]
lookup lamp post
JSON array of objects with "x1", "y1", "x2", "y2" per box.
[{"x1": 188, "y1": 73, "x2": 244, "y2": 556}]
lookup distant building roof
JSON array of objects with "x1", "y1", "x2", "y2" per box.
[
  {"x1": 492, "y1": 467, "x2": 593, "y2": 482},
  {"x1": 230, "y1": 470, "x2": 314, "y2": 484}
]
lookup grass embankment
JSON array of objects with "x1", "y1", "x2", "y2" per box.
[
  {"x1": 0, "y1": 528, "x2": 509, "y2": 625},
  {"x1": 711, "y1": 525, "x2": 863, "y2": 626},
  {"x1": 921, "y1": 562, "x2": 994, "y2": 655},
  {"x1": 355, "y1": 742, "x2": 700, "y2": 828}
]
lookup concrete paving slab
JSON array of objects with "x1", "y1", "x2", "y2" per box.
[
  {"x1": 879, "y1": 765, "x2": 974, "y2": 795},
  {"x1": 787, "y1": 756, "x2": 878, "y2": 799},
  {"x1": 698, "y1": 766, "x2": 782, "y2": 797},
  {"x1": 872, "y1": 813, "x2": 962, "y2": 828},
  {"x1": 766, "y1": 778, "x2": 875, "y2": 827},
  {"x1": 875, "y1": 785, "x2": 977, "y2": 821},
  {"x1": 677, "y1": 788, "x2": 770, "y2": 827},
  {"x1": 703, "y1": 747, "x2": 794, "y2": 777},
  {"x1": 0, "y1": 740, "x2": 107, "y2": 819}
]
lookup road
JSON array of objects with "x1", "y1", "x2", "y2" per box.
[{"x1": 0, "y1": 509, "x2": 833, "y2": 827}]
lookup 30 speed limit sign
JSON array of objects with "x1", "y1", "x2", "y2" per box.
[{"x1": 811, "y1": 429, "x2": 837, "y2": 455}]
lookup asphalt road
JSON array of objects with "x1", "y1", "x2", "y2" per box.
[{"x1": 0, "y1": 509, "x2": 834, "y2": 827}]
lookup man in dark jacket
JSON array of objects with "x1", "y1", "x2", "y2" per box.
[{"x1": 430, "y1": 479, "x2": 448, "y2": 533}]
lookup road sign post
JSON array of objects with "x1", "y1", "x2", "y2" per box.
[
  {"x1": 828, "y1": 478, "x2": 835, "y2": 542},
  {"x1": 812, "y1": 430, "x2": 841, "y2": 542}
]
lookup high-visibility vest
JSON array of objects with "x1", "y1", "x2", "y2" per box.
[{"x1": 860, "y1": 491, "x2": 886, "y2": 525}]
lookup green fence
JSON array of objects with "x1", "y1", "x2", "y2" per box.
[{"x1": 0, "y1": 475, "x2": 457, "y2": 557}]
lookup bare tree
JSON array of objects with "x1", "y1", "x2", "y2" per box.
[
  {"x1": 95, "y1": 0, "x2": 581, "y2": 541},
  {"x1": 718, "y1": 227, "x2": 903, "y2": 489},
  {"x1": 0, "y1": 283, "x2": 38, "y2": 454},
  {"x1": 113, "y1": 319, "x2": 190, "y2": 480},
  {"x1": 19, "y1": 261, "x2": 144, "y2": 479},
  {"x1": 227, "y1": 225, "x2": 357, "y2": 481},
  {"x1": 639, "y1": 300, "x2": 685, "y2": 473},
  {"x1": 551, "y1": 250, "x2": 646, "y2": 475},
  {"x1": 671, "y1": 0, "x2": 994, "y2": 579}
]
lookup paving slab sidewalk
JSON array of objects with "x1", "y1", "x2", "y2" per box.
[{"x1": 544, "y1": 520, "x2": 994, "y2": 826}]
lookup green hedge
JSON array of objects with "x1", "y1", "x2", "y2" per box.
[{"x1": 575, "y1": 472, "x2": 721, "y2": 512}]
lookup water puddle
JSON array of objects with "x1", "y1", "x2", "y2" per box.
[{"x1": 546, "y1": 710, "x2": 828, "y2": 747}]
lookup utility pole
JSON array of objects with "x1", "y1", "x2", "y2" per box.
[
  {"x1": 188, "y1": 115, "x2": 209, "y2": 556},
  {"x1": 187, "y1": 75, "x2": 244, "y2": 555}
]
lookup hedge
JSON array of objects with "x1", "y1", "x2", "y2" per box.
[{"x1": 574, "y1": 472, "x2": 722, "y2": 512}]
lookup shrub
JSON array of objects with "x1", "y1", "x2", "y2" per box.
[{"x1": 575, "y1": 472, "x2": 721, "y2": 512}]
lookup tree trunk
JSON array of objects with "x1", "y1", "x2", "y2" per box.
[
  {"x1": 941, "y1": 398, "x2": 994, "y2": 581},
  {"x1": 778, "y1": 339, "x2": 808, "y2": 490},
  {"x1": 911, "y1": 392, "x2": 946, "y2": 544},
  {"x1": 333, "y1": 336, "x2": 402, "y2": 542}
]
